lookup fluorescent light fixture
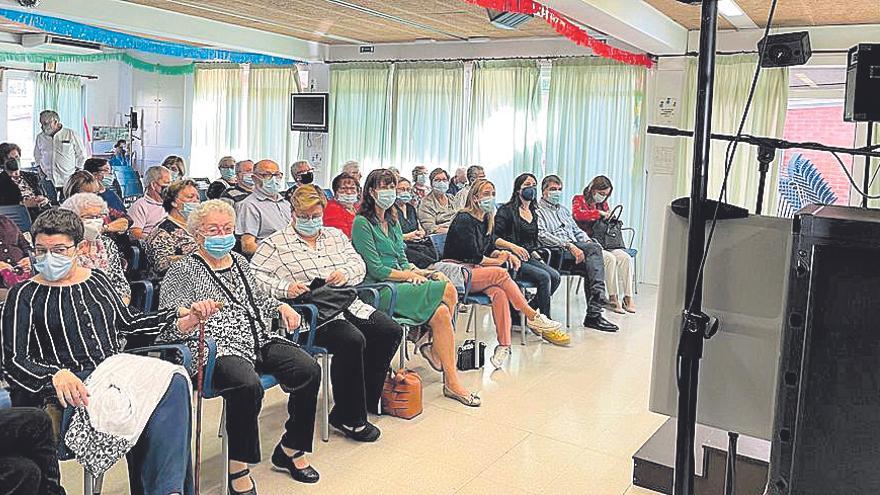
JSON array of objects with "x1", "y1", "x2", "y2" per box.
[{"x1": 718, "y1": 0, "x2": 745, "y2": 17}]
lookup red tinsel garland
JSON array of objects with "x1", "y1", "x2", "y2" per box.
[{"x1": 463, "y1": 0, "x2": 654, "y2": 68}]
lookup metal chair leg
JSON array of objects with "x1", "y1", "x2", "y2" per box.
[
  {"x1": 83, "y1": 472, "x2": 93, "y2": 495},
  {"x1": 565, "y1": 277, "x2": 572, "y2": 328},
  {"x1": 221, "y1": 401, "x2": 229, "y2": 495},
  {"x1": 520, "y1": 311, "x2": 527, "y2": 346},
  {"x1": 321, "y1": 353, "x2": 330, "y2": 442},
  {"x1": 94, "y1": 474, "x2": 104, "y2": 494},
  {"x1": 398, "y1": 326, "x2": 407, "y2": 370}
]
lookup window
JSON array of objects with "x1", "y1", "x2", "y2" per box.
[{"x1": 6, "y1": 74, "x2": 35, "y2": 164}]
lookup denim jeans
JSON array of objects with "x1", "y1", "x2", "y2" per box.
[
  {"x1": 560, "y1": 241, "x2": 608, "y2": 318},
  {"x1": 516, "y1": 259, "x2": 561, "y2": 318}
]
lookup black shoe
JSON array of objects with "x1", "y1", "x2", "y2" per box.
[
  {"x1": 271, "y1": 444, "x2": 320, "y2": 484},
  {"x1": 228, "y1": 468, "x2": 257, "y2": 495},
  {"x1": 329, "y1": 417, "x2": 381, "y2": 442},
  {"x1": 583, "y1": 314, "x2": 619, "y2": 332}
]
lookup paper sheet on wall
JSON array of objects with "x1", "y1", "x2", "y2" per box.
[{"x1": 652, "y1": 145, "x2": 676, "y2": 175}]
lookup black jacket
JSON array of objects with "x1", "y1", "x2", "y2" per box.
[
  {"x1": 443, "y1": 211, "x2": 496, "y2": 264},
  {"x1": 494, "y1": 202, "x2": 540, "y2": 252},
  {"x1": 0, "y1": 171, "x2": 51, "y2": 220}
]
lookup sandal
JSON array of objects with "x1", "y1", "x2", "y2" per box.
[
  {"x1": 443, "y1": 386, "x2": 481, "y2": 407},
  {"x1": 418, "y1": 343, "x2": 443, "y2": 372},
  {"x1": 228, "y1": 468, "x2": 257, "y2": 495}
]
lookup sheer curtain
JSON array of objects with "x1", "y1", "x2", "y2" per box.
[
  {"x1": 327, "y1": 63, "x2": 391, "y2": 176},
  {"x1": 544, "y1": 58, "x2": 648, "y2": 249},
  {"x1": 468, "y1": 60, "x2": 542, "y2": 200},
  {"x1": 248, "y1": 67, "x2": 300, "y2": 170},
  {"x1": 34, "y1": 73, "x2": 84, "y2": 138},
  {"x1": 191, "y1": 66, "x2": 246, "y2": 177},
  {"x1": 391, "y1": 61, "x2": 464, "y2": 171},
  {"x1": 676, "y1": 55, "x2": 789, "y2": 211}
]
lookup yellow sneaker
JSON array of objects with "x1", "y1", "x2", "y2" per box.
[{"x1": 541, "y1": 327, "x2": 571, "y2": 347}]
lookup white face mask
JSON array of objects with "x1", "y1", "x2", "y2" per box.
[{"x1": 82, "y1": 218, "x2": 104, "y2": 241}]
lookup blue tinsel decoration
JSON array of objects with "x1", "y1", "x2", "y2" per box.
[{"x1": 0, "y1": 7, "x2": 300, "y2": 65}]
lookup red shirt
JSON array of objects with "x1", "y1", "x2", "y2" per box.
[
  {"x1": 324, "y1": 199, "x2": 356, "y2": 238},
  {"x1": 572, "y1": 195, "x2": 609, "y2": 236}
]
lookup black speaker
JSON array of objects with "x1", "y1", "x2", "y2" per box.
[
  {"x1": 768, "y1": 204, "x2": 880, "y2": 495},
  {"x1": 129, "y1": 109, "x2": 138, "y2": 131},
  {"x1": 844, "y1": 44, "x2": 880, "y2": 122},
  {"x1": 758, "y1": 32, "x2": 811, "y2": 68}
]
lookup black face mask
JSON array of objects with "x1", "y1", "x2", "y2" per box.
[
  {"x1": 299, "y1": 172, "x2": 314, "y2": 185},
  {"x1": 520, "y1": 186, "x2": 537, "y2": 202}
]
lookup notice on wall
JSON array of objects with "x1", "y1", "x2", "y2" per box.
[
  {"x1": 657, "y1": 97, "x2": 679, "y2": 125},
  {"x1": 652, "y1": 145, "x2": 677, "y2": 175}
]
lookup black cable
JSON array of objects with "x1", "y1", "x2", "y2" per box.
[{"x1": 831, "y1": 151, "x2": 880, "y2": 199}]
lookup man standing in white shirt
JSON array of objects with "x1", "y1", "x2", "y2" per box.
[{"x1": 34, "y1": 110, "x2": 85, "y2": 194}]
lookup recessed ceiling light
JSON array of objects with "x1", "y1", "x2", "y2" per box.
[{"x1": 718, "y1": 0, "x2": 745, "y2": 17}]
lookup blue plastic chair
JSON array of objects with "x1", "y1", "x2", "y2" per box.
[
  {"x1": 0, "y1": 204, "x2": 31, "y2": 232},
  {"x1": 130, "y1": 280, "x2": 155, "y2": 312}
]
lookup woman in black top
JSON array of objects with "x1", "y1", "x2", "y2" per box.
[
  {"x1": 444, "y1": 179, "x2": 567, "y2": 370},
  {"x1": 495, "y1": 173, "x2": 561, "y2": 320},
  {"x1": 393, "y1": 177, "x2": 437, "y2": 268}
]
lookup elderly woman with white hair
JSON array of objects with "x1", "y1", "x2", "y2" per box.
[
  {"x1": 60, "y1": 192, "x2": 131, "y2": 304},
  {"x1": 159, "y1": 200, "x2": 322, "y2": 494}
]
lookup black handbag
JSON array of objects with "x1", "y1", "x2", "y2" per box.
[
  {"x1": 456, "y1": 339, "x2": 486, "y2": 371},
  {"x1": 292, "y1": 278, "x2": 358, "y2": 325},
  {"x1": 592, "y1": 205, "x2": 627, "y2": 250}
]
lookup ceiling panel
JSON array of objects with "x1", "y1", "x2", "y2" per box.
[
  {"x1": 122, "y1": 0, "x2": 561, "y2": 44},
  {"x1": 643, "y1": 0, "x2": 880, "y2": 30}
]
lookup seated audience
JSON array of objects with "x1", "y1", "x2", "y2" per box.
[
  {"x1": 536, "y1": 175, "x2": 618, "y2": 332},
  {"x1": 60, "y1": 193, "x2": 131, "y2": 305},
  {"x1": 573, "y1": 175, "x2": 636, "y2": 313},
  {"x1": 1, "y1": 208, "x2": 218, "y2": 494},
  {"x1": 207, "y1": 156, "x2": 237, "y2": 200},
  {"x1": 411, "y1": 165, "x2": 430, "y2": 200},
  {"x1": 444, "y1": 178, "x2": 567, "y2": 369},
  {"x1": 352, "y1": 169, "x2": 479, "y2": 407},
  {"x1": 160, "y1": 200, "x2": 321, "y2": 492},
  {"x1": 251, "y1": 185, "x2": 402, "y2": 442},
  {"x1": 453, "y1": 165, "x2": 485, "y2": 209},
  {"x1": 83, "y1": 157, "x2": 127, "y2": 213},
  {"x1": 417, "y1": 168, "x2": 456, "y2": 235},
  {"x1": 109, "y1": 139, "x2": 131, "y2": 168},
  {"x1": 0, "y1": 151, "x2": 51, "y2": 220},
  {"x1": 162, "y1": 155, "x2": 186, "y2": 181},
  {"x1": 283, "y1": 160, "x2": 315, "y2": 201},
  {"x1": 448, "y1": 167, "x2": 467, "y2": 196},
  {"x1": 0, "y1": 214, "x2": 32, "y2": 297},
  {"x1": 63, "y1": 170, "x2": 130, "y2": 235},
  {"x1": 236, "y1": 159, "x2": 291, "y2": 257},
  {"x1": 322, "y1": 173, "x2": 359, "y2": 238},
  {"x1": 392, "y1": 178, "x2": 436, "y2": 269},
  {"x1": 342, "y1": 160, "x2": 362, "y2": 184},
  {"x1": 129, "y1": 165, "x2": 171, "y2": 240},
  {"x1": 221, "y1": 160, "x2": 255, "y2": 206},
  {"x1": 495, "y1": 173, "x2": 562, "y2": 321},
  {"x1": 145, "y1": 179, "x2": 200, "y2": 279},
  {"x1": 0, "y1": 408, "x2": 64, "y2": 495}
]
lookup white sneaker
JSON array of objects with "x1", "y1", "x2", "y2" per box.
[
  {"x1": 490, "y1": 345, "x2": 511, "y2": 369},
  {"x1": 526, "y1": 312, "x2": 562, "y2": 335}
]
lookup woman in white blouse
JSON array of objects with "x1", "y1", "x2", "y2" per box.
[{"x1": 251, "y1": 185, "x2": 402, "y2": 443}]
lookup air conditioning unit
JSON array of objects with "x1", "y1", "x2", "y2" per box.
[
  {"x1": 487, "y1": 8, "x2": 533, "y2": 30},
  {"x1": 20, "y1": 34, "x2": 103, "y2": 54}
]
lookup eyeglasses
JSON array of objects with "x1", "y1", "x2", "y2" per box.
[
  {"x1": 295, "y1": 214, "x2": 322, "y2": 221},
  {"x1": 34, "y1": 245, "x2": 75, "y2": 256},
  {"x1": 257, "y1": 172, "x2": 283, "y2": 179},
  {"x1": 81, "y1": 214, "x2": 104, "y2": 220},
  {"x1": 200, "y1": 226, "x2": 234, "y2": 236}
]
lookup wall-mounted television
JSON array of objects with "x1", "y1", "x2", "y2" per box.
[{"x1": 291, "y1": 93, "x2": 329, "y2": 132}]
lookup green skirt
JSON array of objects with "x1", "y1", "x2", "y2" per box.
[{"x1": 378, "y1": 280, "x2": 446, "y2": 325}]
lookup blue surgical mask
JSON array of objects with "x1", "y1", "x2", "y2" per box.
[
  {"x1": 337, "y1": 193, "x2": 358, "y2": 206},
  {"x1": 220, "y1": 168, "x2": 236, "y2": 180},
  {"x1": 397, "y1": 192, "x2": 413, "y2": 203},
  {"x1": 171, "y1": 171, "x2": 180, "y2": 181},
  {"x1": 295, "y1": 216, "x2": 323, "y2": 237},
  {"x1": 260, "y1": 177, "x2": 280, "y2": 195},
  {"x1": 432, "y1": 181, "x2": 449, "y2": 194},
  {"x1": 416, "y1": 175, "x2": 428, "y2": 185},
  {"x1": 241, "y1": 173, "x2": 255, "y2": 188},
  {"x1": 478, "y1": 197, "x2": 495, "y2": 214},
  {"x1": 520, "y1": 186, "x2": 537, "y2": 202},
  {"x1": 203, "y1": 234, "x2": 235, "y2": 259},
  {"x1": 547, "y1": 190, "x2": 563, "y2": 205},
  {"x1": 181, "y1": 202, "x2": 198, "y2": 219},
  {"x1": 35, "y1": 252, "x2": 75, "y2": 281},
  {"x1": 100, "y1": 175, "x2": 114, "y2": 188},
  {"x1": 375, "y1": 189, "x2": 396, "y2": 210}
]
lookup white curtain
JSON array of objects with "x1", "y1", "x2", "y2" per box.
[
  {"x1": 191, "y1": 66, "x2": 246, "y2": 178},
  {"x1": 391, "y1": 62, "x2": 464, "y2": 171},
  {"x1": 34, "y1": 73, "x2": 85, "y2": 140},
  {"x1": 248, "y1": 67, "x2": 300, "y2": 174},
  {"x1": 676, "y1": 55, "x2": 789, "y2": 211},
  {"x1": 468, "y1": 60, "x2": 542, "y2": 200}
]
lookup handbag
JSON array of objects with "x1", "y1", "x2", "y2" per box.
[
  {"x1": 381, "y1": 368, "x2": 423, "y2": 419},
  {"x1": 592, "y1": 205, "x2": 627, "y2": 250},
  {"x1": 456, "y1": 339, "x2": 486, "y2": 371},
  {"x1": 292, "y1": 278, "x2": 358, "y2": 325}
]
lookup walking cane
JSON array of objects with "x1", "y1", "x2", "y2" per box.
[{"x1": 194, "y1": 317, "x2": 207, "y2": 494}]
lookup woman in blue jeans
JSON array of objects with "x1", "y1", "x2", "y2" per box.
[{"x1": 494, "y1": 173, "x2": 561, "y2": 321}]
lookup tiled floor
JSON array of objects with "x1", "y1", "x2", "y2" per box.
[{"x1": 61, "y1": 285, "x2": 667, "y2": 494}]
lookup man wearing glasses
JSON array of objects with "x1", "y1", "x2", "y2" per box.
[{"x1": 236, "y1": 160, "x2": 292, "y2": 257}]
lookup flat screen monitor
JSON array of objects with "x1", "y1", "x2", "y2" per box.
[{"x1": 291, "y1": 93, "x2": 328, "y2": 132}]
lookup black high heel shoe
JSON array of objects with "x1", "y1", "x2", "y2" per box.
[
  {"x1": 228, "y1": 468, "x2": 257, "y2": 495},
  {"x1": 270, "y1": 443, "x2": 320, "y2": 484}
]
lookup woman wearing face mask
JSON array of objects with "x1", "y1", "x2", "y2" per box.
[
  {"x1": 495, "y1": 173, "x2": 562, "y2": 327},
  {"x1": 416, "y1": 168, "x2": 456, "y2": 235},
  {"x1": 411, "y1": 166, "x2": 430, "y2": 200},
  {"x1": 0, "y1": 143, "x2": 51, "y2": 220},
  {"x1": 59, "y1": 193, "x2": 132, "y2": 305},
  {"x1": 572, "y1": 175, "x2": 635, "y2": 313},
  {"x1": 322, "y1": 172, "x2": 359, "y2": 238},
  {"x1": 252, "y1": 185, "x2": 402, "y2": 442},
  {"x1": 145, "y1": 179, "x2": 200, "y2": 279},
  {"x1": 208, "y1": 156, "x2": 238, "y2": 200},
  {"x1": 161, "y1": 155, "x2": 186, "y2": 182},
  {"x1": 351, "y1": 169, "x2": 480, "y2": 407},
  {"x1": 444, "y1": 179, "x2": 568, "y2": 370},
  {"x1": 159, "y1": 200, "x2": 321, "y2": 494},
  {"x1": 393, "y1": 178, "x2": 436, "y2": 269}
]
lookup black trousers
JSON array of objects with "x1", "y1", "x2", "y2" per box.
[
  {"x1": 300, "y1": 310, "x2": 402, "y2": 425},
  {"x1": 0, "y1": 408, "x2": 65, "y2": 495},
  {"x1": 213, "y1": 341, "x2": 321, "y2": 463},
  {"x1": 560, "y1": 241, "x2": 607, "y2": 318}
]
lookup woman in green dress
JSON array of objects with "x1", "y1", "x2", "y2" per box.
[{"x1": 352, "y1": 169, "x2": 479, "y2": 407}]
